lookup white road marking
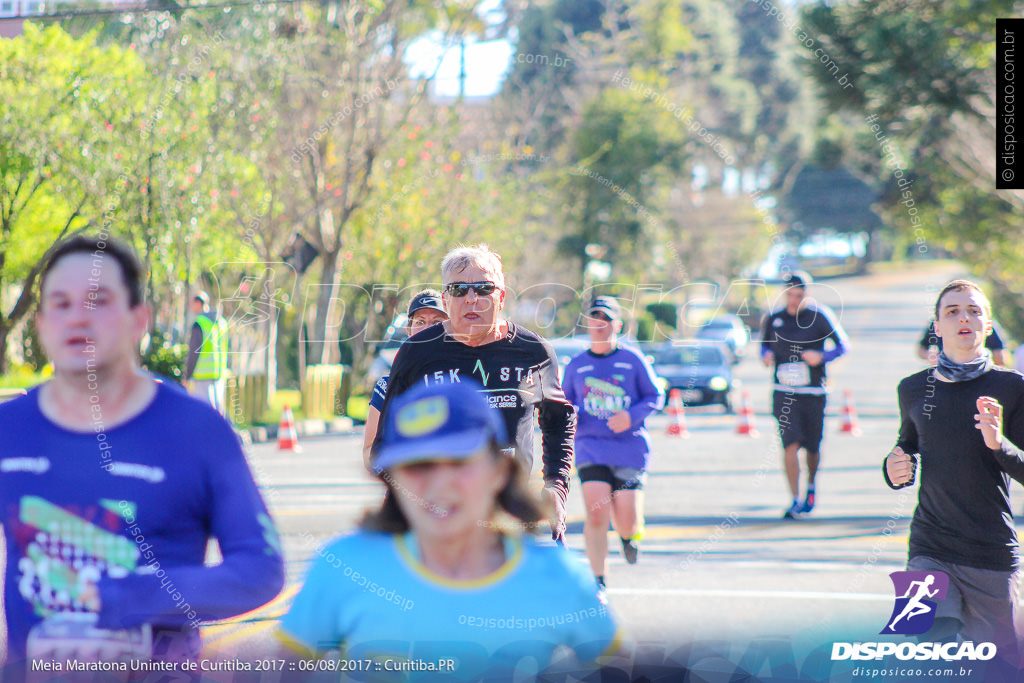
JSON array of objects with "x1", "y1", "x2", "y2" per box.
[{"x1": 607, "y1": 587, "x2": 892, "y2": 601}]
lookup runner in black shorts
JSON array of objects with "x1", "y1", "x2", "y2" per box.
[
  {"x1": 577, "y1": 465, "x2": 647, "y2": 492},
  {"x1": 563, "y1": 296, "x2": 663, "y2": 593},
  {"x1": 760, "y1": 271, "x2": 849, "y2": 519},
  {"x1": 771, "y1": 392, "x2": 826, "y2": 453}
]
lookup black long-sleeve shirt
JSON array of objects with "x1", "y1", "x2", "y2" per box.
[
  {"x1": 184, "y1": 322, "x2": 203, "y2": 380},
  {"x1": 759, "y1": 303, "x2": 849, "y2": 395},
  {"x1": 888, "y1": 367, "x2": 1024, "y2": 571},
  {"x1": 374, "y1": 322, "x2": 576, "y2": 499}
]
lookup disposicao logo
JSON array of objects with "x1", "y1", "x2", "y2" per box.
[{"x1": 831, "y1": 571, "x2": 996, "y2": 663}]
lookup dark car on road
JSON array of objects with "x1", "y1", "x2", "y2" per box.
[
  {"x1": 695, "y1": 315, "x2": 750, "y2": 364},
  {"x1": 548, "y1": 335, "x2": 591, "y2": 381},
  {"x1": 650, "y1": 340, "x2": 735, "y2": 412}
]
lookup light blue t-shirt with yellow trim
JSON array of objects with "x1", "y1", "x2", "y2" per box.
[{"x1": 280, "y1": 530, "x2": 618, "y2": 681}]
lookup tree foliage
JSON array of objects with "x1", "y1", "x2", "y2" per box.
[
  {"x1": 802, "y1": 0, "x2": 1024, "y2": 336},
  {"x1": 0, "y1": 25, "x2": 149, "y2": 373}
]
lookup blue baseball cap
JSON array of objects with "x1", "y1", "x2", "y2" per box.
[{"x1": 374, "y1": 380, "x2": 509, "y2": 472}]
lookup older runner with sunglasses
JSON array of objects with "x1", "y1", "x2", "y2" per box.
[{"x1": 373, "y1": 244, "x2": 576, "y2": 543}]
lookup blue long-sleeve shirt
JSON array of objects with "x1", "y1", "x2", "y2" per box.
[
  {"x1": 0, "y1": 379, "x2": 284, "y2": 662},
  {"x1": 562, "y1": 346, "x2": 665, "y2": 470}
]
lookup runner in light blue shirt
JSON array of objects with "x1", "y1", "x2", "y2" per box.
[{"x1": 281, "y1": 380, "x2": 620, "y2": 681}]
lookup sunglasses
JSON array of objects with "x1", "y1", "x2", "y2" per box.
[
  {"x1": 444, "y1": 282, "x2": 499, "y2": 297},
  {"x1": 588, "y1": 311, "x2": 613, "y2": 322}
]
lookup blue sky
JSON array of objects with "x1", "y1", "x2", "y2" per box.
[
  {"x1": 406, "y1": 36, "x2": 514, "y2": 97},
  {"x1": 404, "y1": 0, "x2": 514, "y2": 98}
]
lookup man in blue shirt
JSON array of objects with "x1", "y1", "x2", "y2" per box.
[
  {"x1": 563, "y1": 297, "x2": 664, "y2": 591},
  {"x1": 0, "y1": 236, "x2": 284, "y2": 671},
  {"x1": 760, "y1": 271, "x2": 850, "y2": 519}
]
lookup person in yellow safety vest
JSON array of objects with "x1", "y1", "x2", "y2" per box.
[{"x1": 185, "y1": 291, "x2": 228, "y2": 414}]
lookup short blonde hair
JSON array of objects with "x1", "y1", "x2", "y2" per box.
[{"x1": 440, "y1": 244, "x2": 505, "y2": 290}]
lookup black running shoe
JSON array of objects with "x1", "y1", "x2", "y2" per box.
[{"x1": 621, "y1": 538, "x2": 639, "y2": 564}]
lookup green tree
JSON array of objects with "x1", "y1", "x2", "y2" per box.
[
  {"x1": 560, "y1": 84, "x2": 688, "y2": 283},
  {"x1": 0, "y1": 25, "x2": 150, "y2": 374},
  {"x1": 802, "y1": 0, "x2": 1024, "y2": 334}
]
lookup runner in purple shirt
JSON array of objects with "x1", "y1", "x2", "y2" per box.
[{"x1": 562, "y1": 297, "x2": 664, "y2": 594}]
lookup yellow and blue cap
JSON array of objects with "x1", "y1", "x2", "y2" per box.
[{"x1": 374, "y1": 380, "x2": 509, "y2": 471}]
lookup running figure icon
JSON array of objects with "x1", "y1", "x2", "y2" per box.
[
  {"x1": 881, "y1": 570, "x2": 949, "y2": 635},
  {"x1": 889, "y1": 574, "x2": 939, "y2": 631}
]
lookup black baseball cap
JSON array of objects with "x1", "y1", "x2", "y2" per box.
[
  {"x1": 588, "y1": 296, "x2": 622, "y2": 321},
  {"x1": 407, "y1": 292, "x2": 446, "y2": 318},
  {"x1": 783, "y1": 271, "x2": 812, "y2": 289}
]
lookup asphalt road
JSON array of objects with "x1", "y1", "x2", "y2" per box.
[{"x1": 200, "y1": 260, "x2": 1020, "y2": 681}]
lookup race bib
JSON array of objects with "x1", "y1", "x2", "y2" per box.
[
  {"x1": 777, "y1": 362, "x2": 811, "y2": 387},
  {"x1": 27, "y1": 613, "x2": 152, "y2": 665}
]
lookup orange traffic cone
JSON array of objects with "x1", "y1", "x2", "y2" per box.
[
  {"x1": 278, "y1": 405, "x2": 302, "y2": 452},
  {"x1": 666, "y1": 389, "x2": 690, "y2": 438},
  {"x1": 839, "y1": 389, "x2": 862, "y2": 436},
  {"x1": 735, "y1": 390, "x2": 759, "y2": 437}
]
